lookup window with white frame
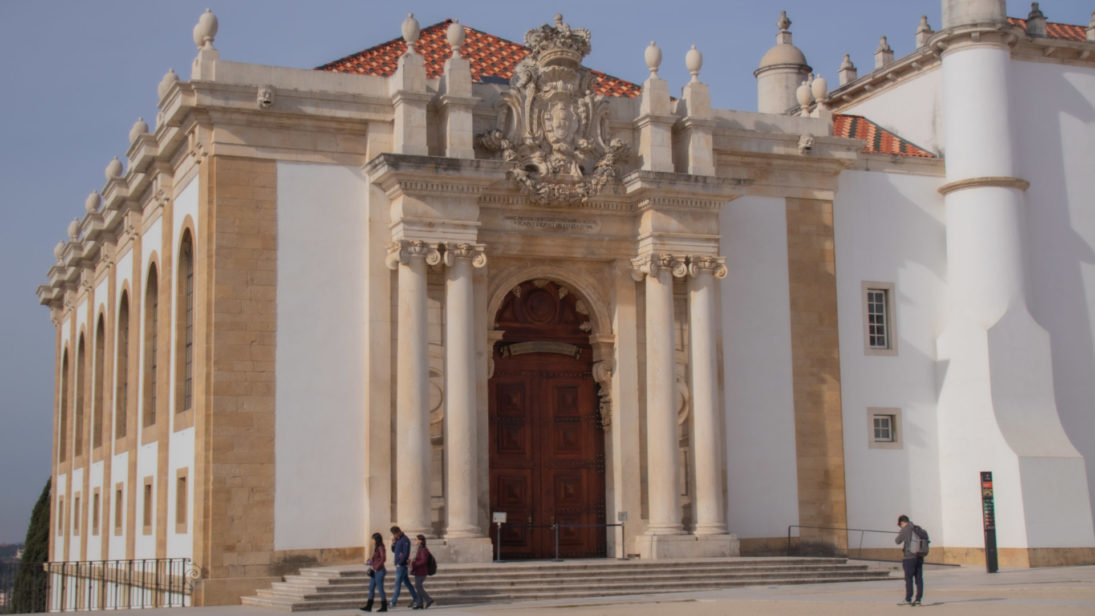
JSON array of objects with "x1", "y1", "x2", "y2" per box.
[
  {"x1": 862, "y1": 282, "x2": 897, "y2": 355},
  {"x1": 868, "y1": 407, "x2": 902, "y2": 449}
]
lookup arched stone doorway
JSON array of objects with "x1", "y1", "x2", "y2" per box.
[{"x1": 488, "y1": 279, "x2": 606, "y2": 559}]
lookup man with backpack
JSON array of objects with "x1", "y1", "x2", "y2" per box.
[{"x1": 895, "y1": 514, "x2": 929, "y2": 606}]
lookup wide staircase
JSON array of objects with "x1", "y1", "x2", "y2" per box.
[{"x1": 241, "y1": 557, "x2": 895, "y2": 611}]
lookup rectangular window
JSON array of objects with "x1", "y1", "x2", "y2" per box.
[
  {"x1": 57, "y1": 497, "x2": 65, "y2": 536},
  {"x1": 175, "y1": 469, "x2": 188, "y2": 533},
  {"x1": 862, "y1": 282, "x2": 897, "y2": 355},
  {"x1": 92, "y1": 489, "x2": 100, "y2": 536},
  {"x1": 73, "y1": 495, "x2": 81, "y2": 535},
  {"x1": 142, "y1": 477, "x2": 154, "y2": 535},
  {"x1": 868, "y1": 407, "x2": 903, "y2": 449},
  {"x1": 115, "y1": 485, "x2": 124, "y2": 535}
]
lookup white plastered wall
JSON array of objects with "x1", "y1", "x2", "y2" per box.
[
  {"x1": 135, "y1": 217, "x2": 162, "y2": 559},
  {"x1": 840, "y1": 68, "x2": 943, "y2": 157},
  {"x1": 109, "y1": 248, "x2": 133, "y2": 559},
  {"x1": 274, "y1": 162, "x2": 367, "y2": 551},
  {"x1": 833, "y1": 169, "x2": 947, "y2": 548},
  {"x1": 167, "y1": 178, "x2": 197, "y2": 558},
  {"x1": 1013, "y1": 58, "x2": 1095, "y2": 536},
  {"x1": 718, "y1": 196, "x2": 799, "y2": 539}
]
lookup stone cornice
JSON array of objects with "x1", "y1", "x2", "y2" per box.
[
  {"x1": 366, "y1": 153, "x2": 508, "y2": 198},
  {"x1": 938, "y1": 175, "x2": 1030, "y2": 195},
  {"x1": 623, "y1": 170, "x2": 751, "y2": 206}
]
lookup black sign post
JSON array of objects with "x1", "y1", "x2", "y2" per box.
[{"x1": 981, "y1": 471, "x2": 998, "y2": 573}]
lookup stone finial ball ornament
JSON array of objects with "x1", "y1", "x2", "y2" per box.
[
  {"x1": 446, "y1": 19, "x2": 465, "y2": 53},
  {"x1": 685, "y1": 45, "x2": 703, "y2": 81},
  {"x1": 85, "y1": 192, "x2": 101, "y2": 213},
  {"x1": 811, "y1": 75, "x2": 828, "y2": 101},
  {"x1": 193, "y1": 8, "x2": 219, "y2": 49},
  {"x1": 645, "y1": 41, "x2": 662, "y2": 76},
  {"x1": 105, "y1": 157, "x2": 124, "y2": 181},
  {"x1": 54, "y1": 241, "x2": 65, "y2": 261},
  {"x1": 796, "y1": 80, "x2": 814, "y2": 107},
  {"x1": 158, "y1": 68, "x2": 179, "y2": 101},
  {"x1": 129, "y1": 117, "x2": 149, "y2": 144},
  {"x1": 67, "y1": 219, "x2": 80, "y2": 240},
  {"x1": 402, "y1": 13, "x2": 421, "y2": 48}
]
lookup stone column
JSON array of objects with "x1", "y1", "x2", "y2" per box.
[
  {"x1": 632, "y1": 254, "x2": 686, "y2": 535},
  {"x1": 443, "y1": 243, "x2": 487, "y2": 538},
  {"x1": 688, "y1": 256, "x2": 728, "y2": 535},
  {"x1": 389, "y1": 240, "x2": 439, "y2": 536}
]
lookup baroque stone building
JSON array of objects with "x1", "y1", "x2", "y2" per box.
[{"x1": 38, "y1": 0, "x2": 1095, "y2": 606}]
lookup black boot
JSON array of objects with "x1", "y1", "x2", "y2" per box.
[
  {"x1": 378, "y1": 599, "x2": 388, "y2": 612},
  {"x1": 359, "y1": 598, "x2": 373, "y2": 612}
]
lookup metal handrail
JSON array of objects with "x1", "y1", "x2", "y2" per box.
[
  {"x1": 493, "y1": 521, "x2": 625, "y2": 562},
  {"x1": 41, "y1": 557, "x2": 193, "y2": 611},
  {"x1": 786, "y1": 524, "x2": 898, "y2": 558}
]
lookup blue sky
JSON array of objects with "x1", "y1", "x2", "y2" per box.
[{"x1": 0, "y1": 0, "x2": 1090, "y2": 544}]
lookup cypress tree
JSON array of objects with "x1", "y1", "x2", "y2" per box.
[{"x1": 10, "y1": 479, "x2": 50, "y2": 613}]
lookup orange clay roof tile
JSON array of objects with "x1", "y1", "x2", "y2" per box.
[
  {"x1": 833, "y1": 114, "x2": 936, "y2": 158},
  {"x1": 1007, "y1": 17, "x2": 1088, "y2": 41},
  {"x1": 318, "y1": 19, "x2": 641, "y2": 98}
]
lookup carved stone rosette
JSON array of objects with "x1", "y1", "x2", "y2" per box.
[
  {"x1": 385, "y1": 239, "x2": 442, "y2": 270},
  {"x1": 477, "y1": 15, "x2": 630, "y2": 204},
  {"x1": 442, "y1": 242, "x2": 488, "y2": 268}
]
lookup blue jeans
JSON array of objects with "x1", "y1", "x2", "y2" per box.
[
  {"x1": 391, "y1": 565, "x2": 417, "y2": 605},
  {"x1": 368, "y1": 568, "x2": 386, "y2": 602},
  {"x1": 903, "y1": 556, "x2": 924, "y2": 602}
]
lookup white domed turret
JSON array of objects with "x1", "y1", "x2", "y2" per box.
[{"x1": 754, "y1": 11, "x2": 812, "y2": 114}]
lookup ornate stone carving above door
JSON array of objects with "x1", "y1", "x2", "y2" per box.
[{"x1": 478, "y1": 15, "x2": 629, "y2": 204}]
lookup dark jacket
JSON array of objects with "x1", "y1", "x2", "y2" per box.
[
  {"x1": 369, "y1": 543, "x2": 387, "y2": 572},
  {"x1": 895, "y1": 523, "x2": 917, "y2": 560},
  {"x1": 411, "y1": 546, "x2": 431, "y2": 577},
  {"x1": 392, "y1": 534, "x2": 411, "y2": 567}
]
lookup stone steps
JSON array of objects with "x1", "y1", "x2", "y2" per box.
[{"x1": 241, "y1": 557, "x2": 894, "y2": 611}]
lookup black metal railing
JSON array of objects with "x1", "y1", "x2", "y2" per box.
[
  {"x1": 41, "y1": 558, "x2": 193, "y2": 611},
  {"x1": 493, "y1": 522, "x2": 626, "y2": 562},
  {"x1": 786, "y1": 525, "x2": 899, "y2": 559}
]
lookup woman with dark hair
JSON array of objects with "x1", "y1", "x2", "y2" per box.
[
  {"x1": 409, "y1": 534, "x2": 434, "y2": 609},
  {"x1": 360, "y1": 532, "x2": 387, "y2": 612}
]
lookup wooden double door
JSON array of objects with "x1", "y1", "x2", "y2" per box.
[{"x1": 488, "y1": 280, "x2": 606, "y2": 559}]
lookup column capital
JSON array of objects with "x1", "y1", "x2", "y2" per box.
[
  {"x1": 688, "y1": 255, "x2": 727, "y2": 279},
  {"x1": 442, "y1": 242, "x2": 487, "y2": 268},
  {"x1": 386, "y1": 239, "x2": 441, "y2": 270},
  {"x1": 630, "y1": 253, "x2": 689, "y2": 281}
]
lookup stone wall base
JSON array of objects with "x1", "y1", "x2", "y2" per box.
[
  {"x1": 192, "y1": 576, "x2": 281, "y2": 607},
  {"x1": 634, "y1": 533, "x2": 740, "y2": 559},
  {"x1": 434, "y1": 536, "x2": 494, "y2": 563},
  {"x1": 937, "y1": 546, "x2": 1095, "y2": 568}
]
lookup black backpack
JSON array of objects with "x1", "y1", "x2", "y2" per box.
[
  {"x1": 426, "y1": 551, "x2": 437, "y2": 576},
  {"x1": 911, "y1": 525, "x2": 931, "y2": 557}
]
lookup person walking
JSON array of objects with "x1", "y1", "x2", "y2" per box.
[
  {"x1": 390, "y1": 526, "x2": 418, "y2": 608},
  {"x1": 360, "y1": 532, "x2": 388, "y2": 612},
  {"x1": 895, "y1": 514, "x2": 924, "y2": 606},
  {"x1": 409, "y1": 534, "x2": 434, "y2": 610}
]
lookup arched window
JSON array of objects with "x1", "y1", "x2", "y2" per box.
[
  {"x1": 175, "y1": 232, "x2": 194, "y2": 413},
  {"x1": 115, "y1": 292, "x2": 129, "y2": 439},
  {"x1": 60, "y1": 349, "x2": 70, "y2": 462},
  {"x1": 143, "y1": 267, "x2": 159, "y2": 428},
  {"x1": 75, "y1": 334, "x2": 86, "y2": 457},
  {"x1": 93, "y1": 314, "x2": 106, "y2": 449}
]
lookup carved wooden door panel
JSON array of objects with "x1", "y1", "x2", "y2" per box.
[
  {"x1": 488, "y1": 279, "x2": 606, "y2": 559},
  {"x1": 489, "y1": 352, "x2": 605, "y2": 559}
]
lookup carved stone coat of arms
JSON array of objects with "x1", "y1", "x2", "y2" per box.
[{"x1": 478, "y1": 15, "x2": 629, "y2": 204}]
